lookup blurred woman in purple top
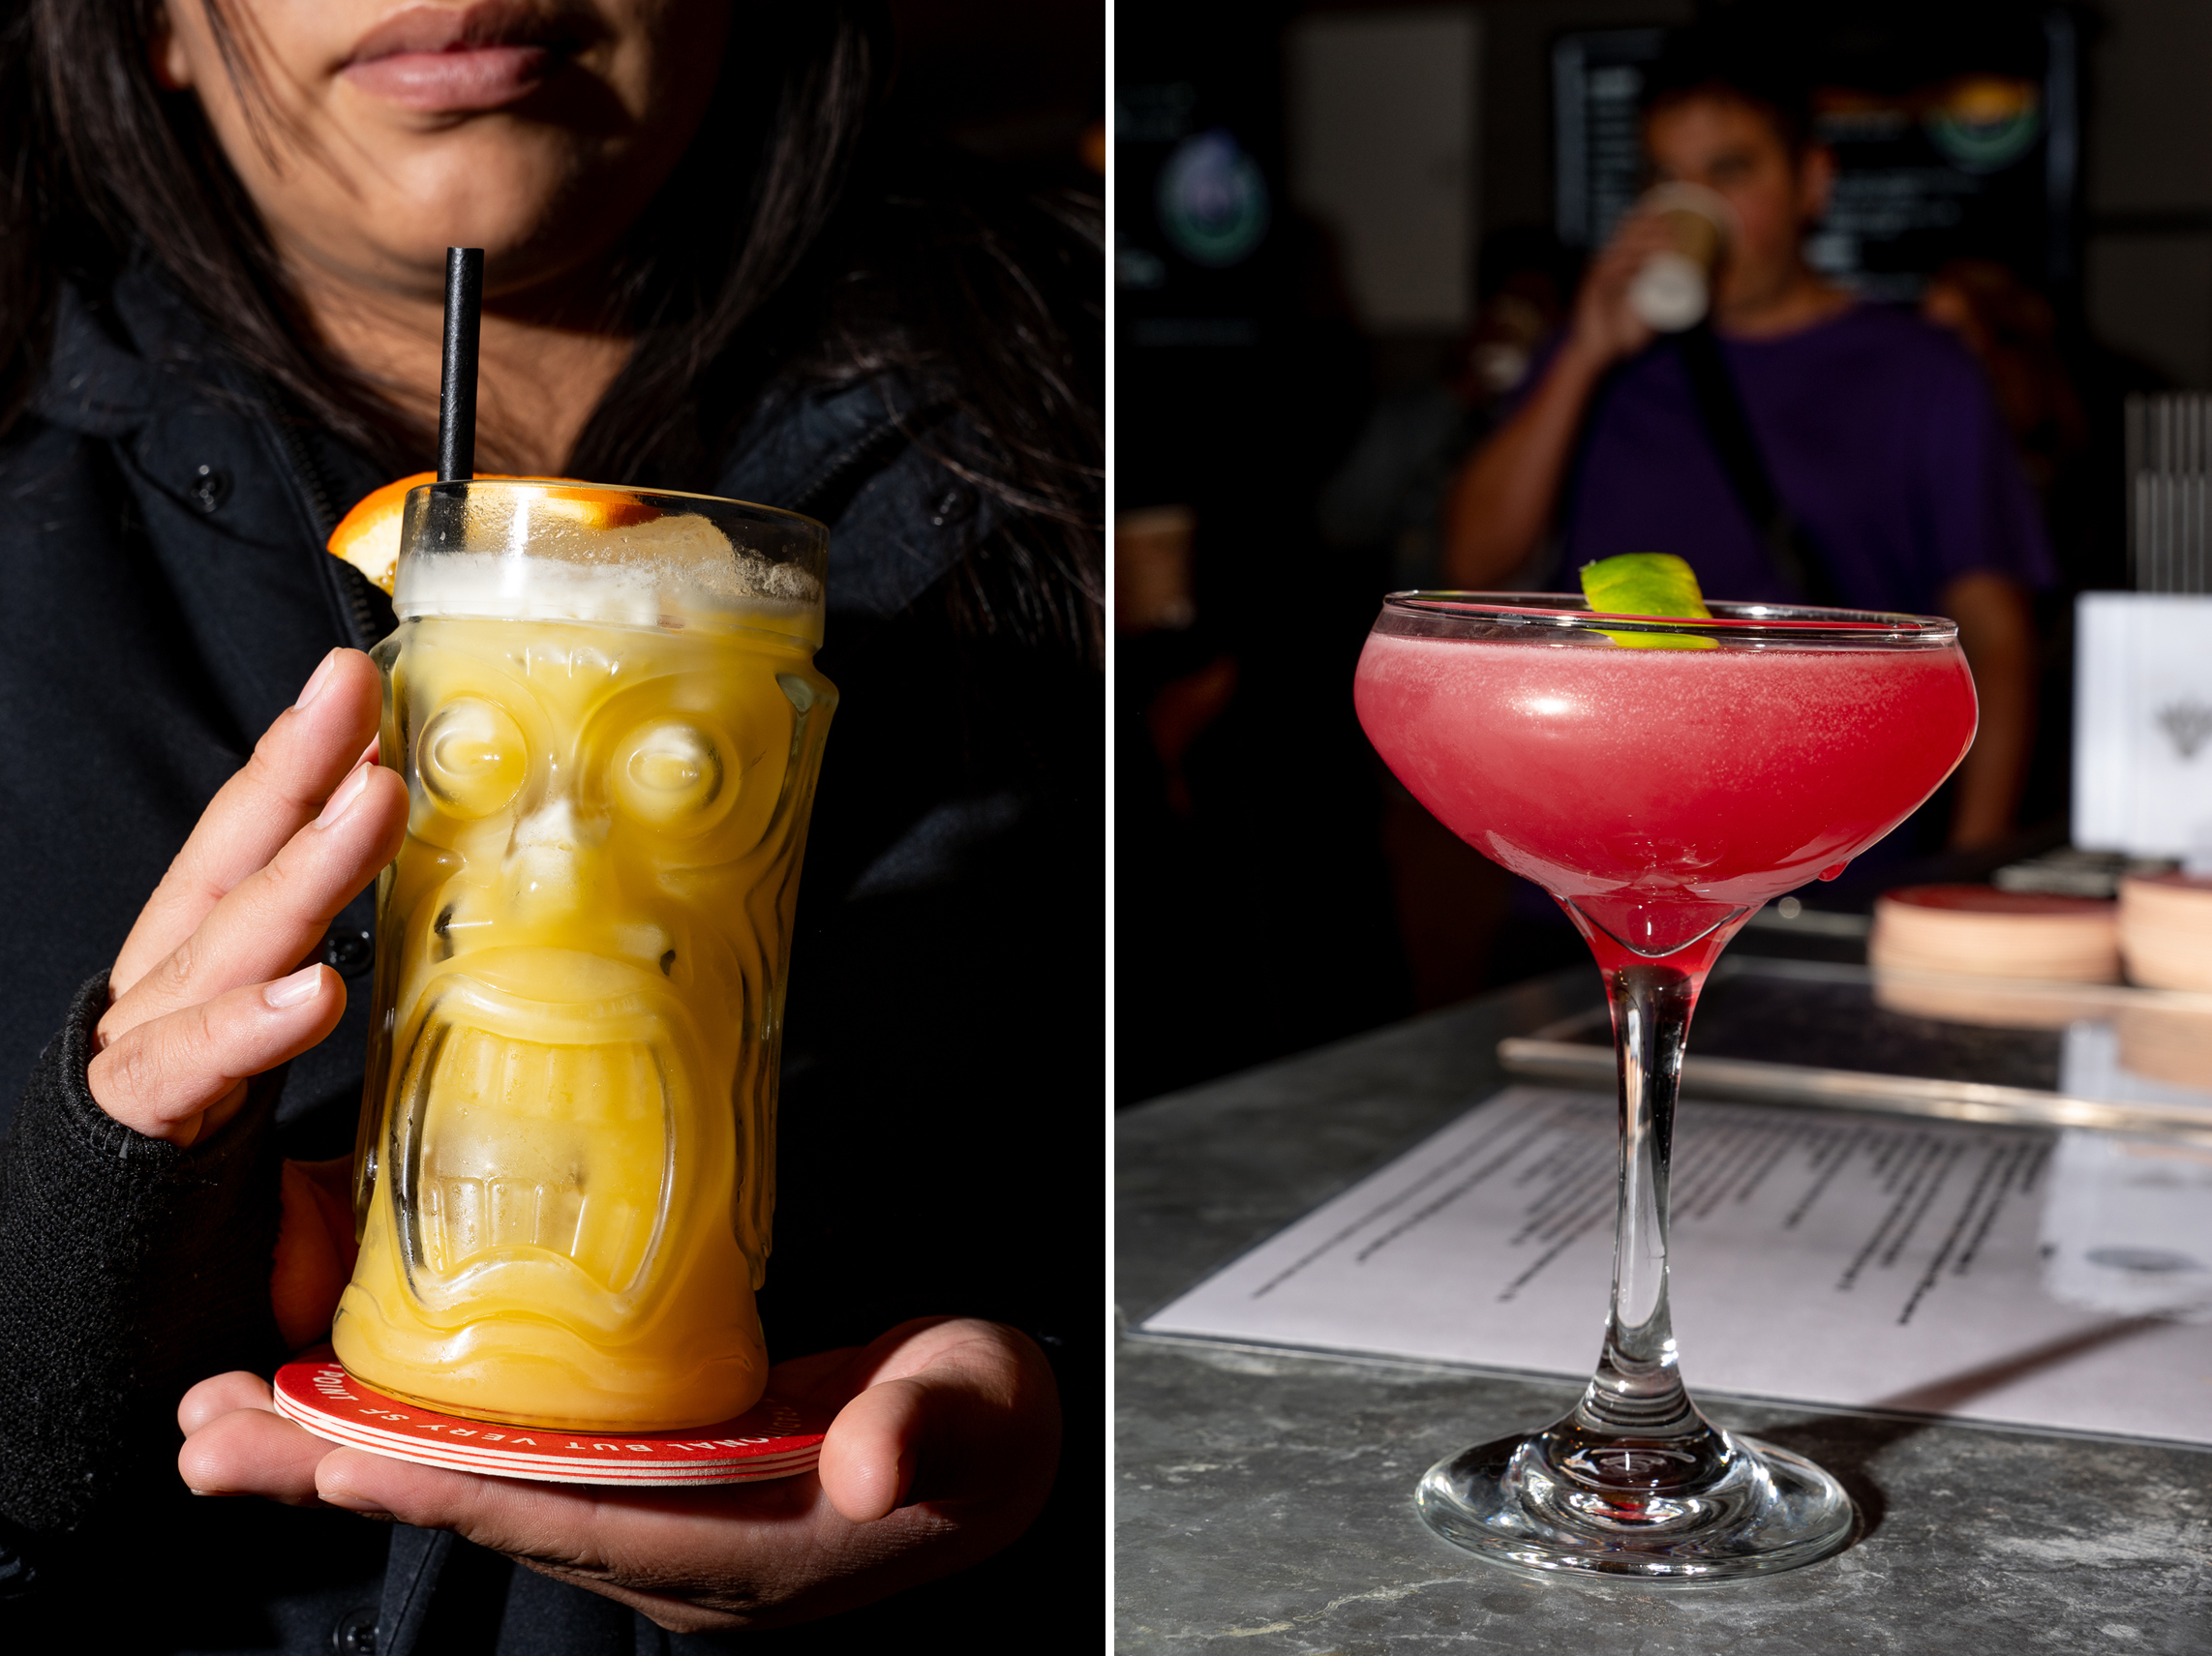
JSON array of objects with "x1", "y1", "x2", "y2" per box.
[{"x1": 1442, "y1": 28, "x2": 2048, "y2": 851}]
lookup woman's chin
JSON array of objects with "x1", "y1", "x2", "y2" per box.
[{"x1": 279, "y1": 161, "x2": 610, "y2": 292}]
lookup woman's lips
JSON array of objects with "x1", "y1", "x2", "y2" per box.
[{"x1": 343, "y1": 44, "x2": 557, "y2": 112}]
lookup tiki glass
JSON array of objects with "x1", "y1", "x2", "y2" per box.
[{"x1": 330, "y1": 480, "x2": 836, "y2": 1430}]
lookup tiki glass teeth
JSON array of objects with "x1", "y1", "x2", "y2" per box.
[{"x1": 332, "y1": 480, "x2": 835, "y2": 1431}]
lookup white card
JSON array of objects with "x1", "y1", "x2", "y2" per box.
[
  {"x1": 1139, "y1": 1087, "x2": 2212, "y2": 1446},
  {"x1": 2074, "y1": 591, "x2": 2212, "y2": 864}
]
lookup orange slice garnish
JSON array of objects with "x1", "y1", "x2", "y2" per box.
[
  {"x1": 327, "y1": 476, "x2": 661, "y2": 594},
  {"x1": 532, "y1": 487, "x2": 661, "y2": 532},
  {"x1": 327, "y1": 471, "x2": 435, "y2": 594}
]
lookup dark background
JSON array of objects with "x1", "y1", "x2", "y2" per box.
[
  {"x1": 1115, "y1": 0, "x2": 2212, "y2": 1105},
  {"x1": 891, "y1": 0, "x2": 1106, "y2": 177}
]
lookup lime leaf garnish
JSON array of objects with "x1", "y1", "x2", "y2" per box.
[{"x1": 1580, "y1": 553, "x2": 1712, "y2": 618}]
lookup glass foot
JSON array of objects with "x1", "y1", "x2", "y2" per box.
[{"x1": 1416, "y1": 1421, "x2": 1856, "y2": 1583}]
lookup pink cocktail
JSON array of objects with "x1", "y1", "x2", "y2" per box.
[
  {"x1": 1355, "y1": 593, "x2": 1975, "y2": 1581},
  {"x1": 1356, "y1": 613, "x2": 1977, "y2": 969}
]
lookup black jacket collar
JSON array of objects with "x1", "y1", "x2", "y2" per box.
[{"x1": 33, "y1": 265, "x2": 983, "y2": 622}]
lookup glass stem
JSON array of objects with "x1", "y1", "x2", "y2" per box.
[{"x1": 1573, "y1": 960, "x2": 1709, "y2": 1445}]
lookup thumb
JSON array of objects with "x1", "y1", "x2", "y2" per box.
[
  {"x1": 815, "y1": 1376, "x2": 929, "y2": 1523},
  {"x1": 811, "y1": 1324, "x2": 1060, "y2": 1526}
]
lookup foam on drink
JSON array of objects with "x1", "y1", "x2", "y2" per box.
[{"x1": 393, "y1": 496, "x2": 824, "y2": 639}]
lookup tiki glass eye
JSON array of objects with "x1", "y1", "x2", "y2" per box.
[
  {"x1": 615, "y1": 720, "x2": 724, "y2": 829},
  {"x1": 416, "y1": 697, "x2": 528, "y2": 819}
]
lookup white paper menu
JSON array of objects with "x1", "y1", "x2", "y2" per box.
[{"x1": 1138, "y1": 1087, "x2": 2212, "y2": 1446}]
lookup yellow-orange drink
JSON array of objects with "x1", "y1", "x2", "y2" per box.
[{"x1": 330, "y1": 483, "x2": 833, "y2": 1429}]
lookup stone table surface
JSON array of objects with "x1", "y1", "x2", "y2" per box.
[{"x1": 1115, "y1": 971, "x2": 2212, "y2": 1655}]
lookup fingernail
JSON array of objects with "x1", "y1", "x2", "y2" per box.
[
  {"x1": 264, "y1": 966, "x2": 323, "y2": 1009},
  {"x1": 294, "y1": 650, "x2": 339, "y2": 710},
  {"x1": 315, "y1": 764, "x2": 371, "y2": 829},
  {"x1": 322, "y1": 1494, "x2": 392, "y2": 1518}
]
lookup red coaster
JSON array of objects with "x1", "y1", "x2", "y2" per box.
[{"x1": 273, "y1": 1355, "x2": 829, "y2": 1487}]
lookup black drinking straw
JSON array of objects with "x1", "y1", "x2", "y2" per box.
[{"x1": 437, "y1": 247, "x2": 483, "y2": 483}]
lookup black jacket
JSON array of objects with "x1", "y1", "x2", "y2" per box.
[{"x1": 0, "y1": 268, "x2": 1101, "y2": 1652}]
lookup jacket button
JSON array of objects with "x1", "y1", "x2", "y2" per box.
[
  {"x1": 331, "y1": 1605, "x2": 379, "y2": 1654},
  {"x1": 928, "y1": 484, "x2": 972, "y2": 528},
  {"x1": 324, "y1": 930, "x2": 375, "y2": 974},
  {"x1": 189, "y1": 464, "x2": 230, "y2": 513}
]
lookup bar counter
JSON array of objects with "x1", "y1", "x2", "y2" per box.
[{"x1": 1116, "y1": 970, "x2": 2211, "y2": 1654}]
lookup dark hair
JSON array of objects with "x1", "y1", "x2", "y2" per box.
[
  {"x1": 0, "y1": 1, "x2": 1101, "y2": 658},
  {"x1": 1640, "y1": 19, "x2": 1817, "y2": 156}
]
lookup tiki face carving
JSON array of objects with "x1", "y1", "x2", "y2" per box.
[
  {"x1": 334, "y1": 612, "x2": 833, "y2": 1425},
  {"x1": 391, "y1": 619, "x2": 814, "y2": 1299}
]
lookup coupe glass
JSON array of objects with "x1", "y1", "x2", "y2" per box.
[{"x1": 1353, "y1": 592, "x2": 1978, "y2": 1581}]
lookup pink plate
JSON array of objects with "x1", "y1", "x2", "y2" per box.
[{"x1": 273, "y1": 1354, "x2": 829, "y2": 1486}]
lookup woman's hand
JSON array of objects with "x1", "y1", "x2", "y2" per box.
[
  {"x1": 177, "y1": 1317, "x2": 1062, "y2": 1633},
  {"x1": 89, "y1": 648, "x2": 407, "y2": 1149}
]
